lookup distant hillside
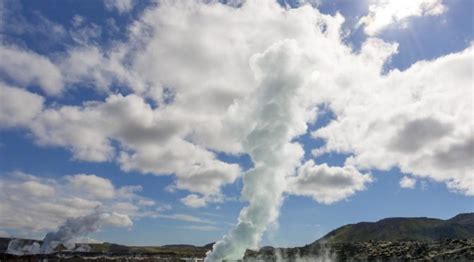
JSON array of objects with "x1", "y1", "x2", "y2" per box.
[
  {"x1": 0, "y1": 237, "x2": 212, "y2": 257},
  {"x1": 314, "y1": 213, "x2": 474, "y2": 244}
]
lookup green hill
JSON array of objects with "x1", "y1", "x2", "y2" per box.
[{"x1": 314, "y1": 213, "x2": 474, "y2": 244}]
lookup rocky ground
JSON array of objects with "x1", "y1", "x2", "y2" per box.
[
  {"x1": 245, "y1": 239, "x2": 474, "y2": 261},
  {"x1": 1, "y1": 239, "x2": 473, "y2": 261},
  {"x1": 0, "y1": 252, "x2": 205, "y2": 261},
  {"x1": 334, "y1": 239, "x2": 474, "y2": 261}
]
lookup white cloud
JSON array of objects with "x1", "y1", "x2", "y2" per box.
[
  {"x1": 67, "y1": 174, "x2": 116, "y2": 199},
  {"x1": 314, "y1": 46, "x2": 473, "y2": 196},
  {"x1": 359, "y1": 0, "x2": 446, "y2": 35},
  {"x1": 288, "y1": 160, "x2": 373, "y2": 204},
  {"x1": 58, "y1": 46, "x2": 145, "y2": 93},
  {"x1": 104, "y1": 0, "x2": 134, "y2": 13},
  {"x1": 400, "y1": 176, "x2": 417, "y2": 189},
  {"x1": 26, "y1": 93, "x2": 241, "y2": 204},
  {"x1": 18, "y1": 181, "x2": 56, "y2": 197},
  {"x1": 100, "y1": 212, "x2": 133, "y2": 227},
  {"x1": 0, "y1": 46, "x2": 63, "y2": 95},
  {"x1": 0, "y1": 171, "x2": 158, "y2": 234},
  {"x1": 0, "y1": 45, "x2": 143, "y2": 98},
  {"x1": 118, "y1": 137, "x2": 241, "y2": 198},
  {"x1": 0, "y1": 83, "x2": 44, "y2": 128},
  {"x1": 181, "y1": 194, "x2": 210, "y2": 208}
]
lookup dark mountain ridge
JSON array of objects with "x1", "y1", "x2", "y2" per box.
[{"x1": 314, "y1": 212, "x2": 474, "y2": 244}]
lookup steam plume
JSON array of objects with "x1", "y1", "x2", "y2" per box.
[
  {"x1": 206, "y1": 40, "x2": 309, "y2": 261},
  {"x1": 6, "y1": 209, "x2": 131, "y2": 255},
  {"x1": 40, "y1": 209, "x2": 131, "y2": 253},
  {"x1": 6, "y1": 239, "x2": 41, "y2": 255}
]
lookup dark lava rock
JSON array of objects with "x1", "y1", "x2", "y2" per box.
[
  {"x1": 244, "y1": 239, "x2": 474, "y2": 262},
  {"x1": 1, "y1": 238, "x2": 473, "y2": 261}
]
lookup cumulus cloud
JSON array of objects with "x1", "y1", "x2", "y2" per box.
[
  {"x1": 359, "y1": 0, "x2": 446, "y2": 35},
  {"x1": 67, "y1": 174, "x2": 116, "y2": 199},
  {"x1": 26, "y1": 93, "x2": 240, "y2": 204},
  {"x1": 400, "y1": 176, "x2": 417, "y2": 189},
  {"x1": 288, "y1": 160, "x2": 373, "y2": 204},
  {"x1": 0, "y1": 83, "x2": 44, "y2": 128},
  {"x1": 0, "y1": 44, "x2": 139, "y2": 97},
  {"x1": 58, "y1": 46, "x2": 146, "y2": 93},
  {"x1": 0, "y1": 171, "x2": 156, "y2": 233},
  {"x1": 18, "y1": 181, "x2": 56, "y2": 197},
  {"x1": 0, "y1": 46, "x2": 63, "y2": 95},
  {"x1": 181, "y1": 194, "x2": 213, "y2": 208},
  {"x1": 389, "y1": 117, "x2": 453, "y2": 153},
  {"x1": 314, "y1": 46, "x2": 473, "y2": 196}
]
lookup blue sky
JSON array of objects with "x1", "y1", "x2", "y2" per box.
[{"x1": 0, "y1": 0, "x2": 473, "y2": 249}]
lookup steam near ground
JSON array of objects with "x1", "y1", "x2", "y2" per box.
[
  {"x1": 246, "y1": 248, "x2": 336, "y2": 262},
  {"x1": 6, "y1": 239, "x2": 91, "y2": 256},
  {"x1": 6, "y1": 209, "x2": 123, "y2": 255}
]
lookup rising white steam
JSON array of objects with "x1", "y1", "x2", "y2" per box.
[
  {"x1": 206, "y1": 40, "x2": 309, "y2": 261},
  {"x1": 6, "y1": 239, "x2": 41, "y2": 255},
  {"x1": 249, "y1": 247, "x2": 336, "y2": 262},
  {"x1": 40, "y1": 209, "x2": 131, "y2": 254},
  {"x1": 6, "y1": 208, "x2": 131, "y2": 255}
]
